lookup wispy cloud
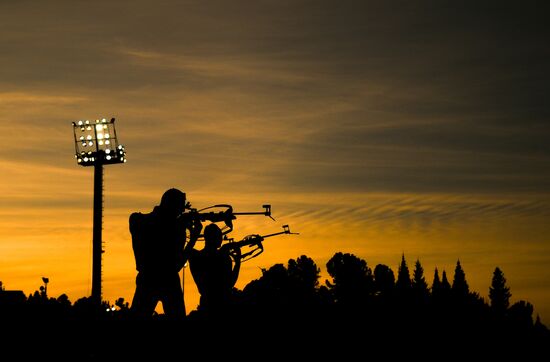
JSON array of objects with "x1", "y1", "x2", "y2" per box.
[{"x1": 116, "y1": 47, "x2": 312, "y2": 84}]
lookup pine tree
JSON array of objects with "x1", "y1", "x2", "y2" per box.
[
  {"x1": 396, "y1": 253, "x2": 412, "y2": 297},
  {"x1": 489, "y1": 267, "x2": 511, "y2": 315},
  {"x1": 441, "y1": 270, "x2": 451, "y2": 292},
  {"x1": 451, "y1": 259, "x2": 469, "y2": 299},
  {"x1": 412, "y1": 259, "x2": 429, "y2": 302},
  {"x1": 431, "y1": 267, "x2": 441, "y2": 299}
]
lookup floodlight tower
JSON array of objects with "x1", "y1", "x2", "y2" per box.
[{"x1": 72, "y1": 118, "x2": 126, "y2": 304}]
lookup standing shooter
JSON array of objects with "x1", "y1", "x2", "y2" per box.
[{"x1": 129, "y1": 188, "x2": 202, "y2": 319}]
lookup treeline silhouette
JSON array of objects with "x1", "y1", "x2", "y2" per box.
[{"x1": 1, "y1": 252, "x2": 549, "y2": 358}]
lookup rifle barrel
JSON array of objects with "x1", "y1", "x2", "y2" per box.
[
  {"x1": 262, "y1": 231, "x2": 287, "y2": 238},
  {"x1": 233, "y1": 211, "x2": 269, "y2": 215}
]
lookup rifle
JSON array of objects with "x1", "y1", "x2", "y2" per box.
[
  {"x1": 178, "y1": 204, "x2": 274, "y2": 237},
  {"x1": 225, "y1": 224, "x2": 299, "y2": 262}
]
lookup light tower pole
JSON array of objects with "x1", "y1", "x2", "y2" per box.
[{"x1": 72, "y1": 118, "x2": 126, "y2": 304}]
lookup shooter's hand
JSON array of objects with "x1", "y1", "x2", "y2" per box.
[
  {"x1": 230, "y1": 245, "x2": 242, "y2": 260},
  {"x1": 244, "y1": 234, "x2": 264, "y2": 245},
  {"x1": 189, "y1": 218, "x2": 203, "y2": 241}
]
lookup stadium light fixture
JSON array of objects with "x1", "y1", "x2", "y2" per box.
[{"x1": 71, "y1": 117, "x2": 126, "y2": 304}]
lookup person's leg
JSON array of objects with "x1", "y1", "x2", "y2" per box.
[
  {"x1": 160, "y1": 273, "x2": 185, "y2": 318},
  {"x1": 131, "y1": 273, "x2": 158, "y2": 319}
]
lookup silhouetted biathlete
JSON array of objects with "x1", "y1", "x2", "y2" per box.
[
  {"x1": 188, "y1": 223, "x2": 244, "y2": 318},
  {"x1": 129, "y1": 188, "x2": 202, "y2": 319}
]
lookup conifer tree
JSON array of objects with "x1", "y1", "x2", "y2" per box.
[
  {"x1": 441, "y1": 270, "x2": 451, "y2": 292},
  {"x1": 489, "y1": 267, "x2": 511, "y2": 315},
  {"x1": 396, "y1": 253, "x2": 412, "y2": 297},
  {"x1": 451, "y1": 259, "x2": 469, "y2": 299},
  {"x1": 431, "y1": 267, "x2": 441, "y2": 299},
  {"x1": 412, "y1": 259, "x2": 429, "y2": 302},
  {"x1": 432, "y1": 268, "x2": 441, "y2": 290}
]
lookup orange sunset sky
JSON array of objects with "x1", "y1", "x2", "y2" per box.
[{"x1": 1, "y1": 1, "x2": 549, "y2": 322}]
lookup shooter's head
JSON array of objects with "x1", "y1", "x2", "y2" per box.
[
  {"x1": 204, "y1": 223, "x2": 223, "y2": 249},
  {"x1": 160, "y1": 188, "x2": 186, "y2": 217}
]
